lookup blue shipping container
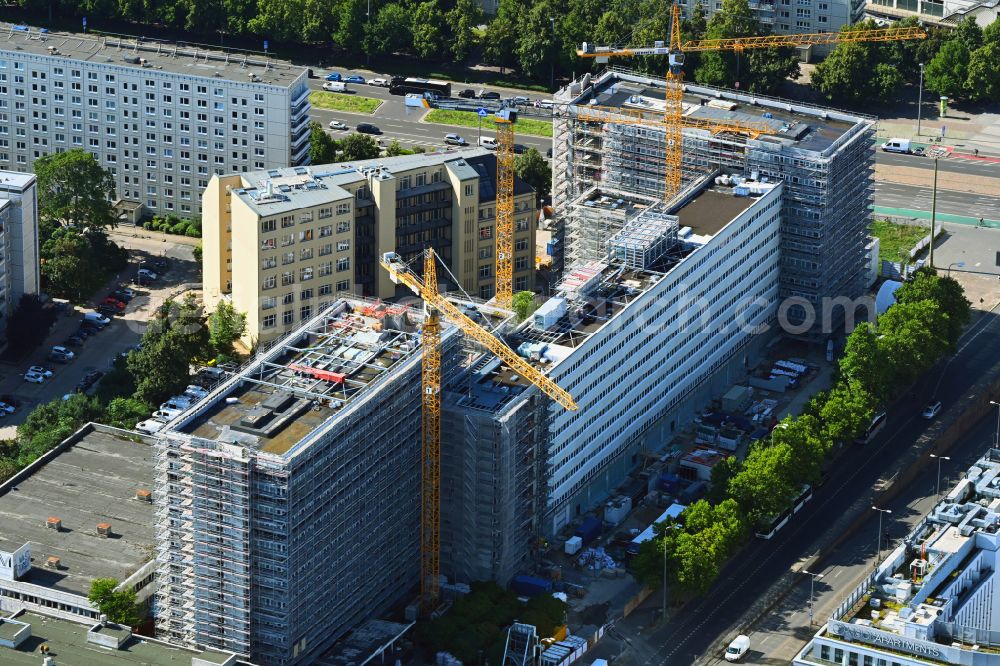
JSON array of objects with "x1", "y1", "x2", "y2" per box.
[
  {"x1": 574, "y1": 516, "x2": 602, "y2": 546},
  {"x1": 511, "y1": 575, "x2": 553, "y2": 597}
]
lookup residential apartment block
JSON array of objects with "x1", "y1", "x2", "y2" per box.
[
  {"x1": 155, "y1": 300, "x2": 459, "y2": 665},
  {"x1": 0, "y1": 23, "x2": 310, "y2": 218},
  {"x1": 202, "y1": 149, "x2": 537, "y2": 345},
  {"x1": 682, "y1": 0, "x2": 864, "y2": 38},
  {"x1": 867, "y1": 0, "x2": 1000, "y2": 24},
  {"x1": 0, "y1": 170, "x2": 38, "y2": 344},
  {"x1": 442, "y1": 176, "x2": 783, "y2": 583}
]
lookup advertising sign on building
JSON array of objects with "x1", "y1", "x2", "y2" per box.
[{"x1": 0, "y1": 543, "x2": 31, "y2": 581}]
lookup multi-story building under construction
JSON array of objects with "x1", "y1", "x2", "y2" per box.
[
  {"x1": 154, "y1": 299, "x2": 459, "y2": 665},
  {"x1": 552, "y1": 68, "x2": 876, "y2": 336},
  {"x1": 443, "y1": 173, "x2": 784, "y2": 583}
]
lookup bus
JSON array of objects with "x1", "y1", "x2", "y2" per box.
[
  {"x1": 755, "y1": 485, "x2": 813, "y2": 540},
  {"x1": 854, "y1": 410, "x2": 887, "y2": 444},
  {"x1": 388, "y1": 76, "x2": 452, "y2": 98},
  {"x1": 626, "y1": 502, "x2": 686, "y2": 556}
]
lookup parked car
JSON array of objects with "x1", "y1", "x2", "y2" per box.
[
  {"x1": 458, "y1": 88, "x2": 476, "y2": 98},
  {"x1": 479, "y1": 136, "x2": 498, "y2": 150},
  {"x1": 345, "y1": 74, "x2": 365, "y2": 84},
  {"x1": 356, "y1": 123, "x2": 381, "y2": 135},
  {"x1": 24, "y1": 371, "x2": 46, "y2": 384},
  {"x1": 478, "y1": 90, "x2": 501, "y2": 100},
  {"x1": 51, "y1": 346, "x2": 75, "y2": 360},
  {"x1": 115, "y1": 287, "x2": 136, "y2": 300},
  {"x1": 725, "y1": 635, "x2": 750, "y2": 662},
  {"x1": 102, "y1": 297, "x2": 126, "y2": 309},
  {"x1": 135, "y1": 419, "x2": 165, "y2": 435},
  {"x1": 368, "y1": 78, "x2": 388, "y2": 87},
  {"x1": 184, "y1": 385, "x2": 210, "y2": 400},
  {"x1": 510, "y1": 95, "x2": 529, "y2": 105},
  {"x1": 64, "y1": 335, "x2": 84, "y2": 347},
  {"x1": 922, "y1": 400, "x2": 943, "y2": 419},
  {"x1": 27, "y1": 365, "x2": 53, "y2": 378},
  {"x1": 513, "y1": 143, "x2": 527, "y2": 154},
  {"x1": 137, "y1": 268, "x2": 158, "y2": 280},
  {"x1": 134, "y1": 275, "x2": 153, "y2": 286},
  {"x1": 325, "y1": 72, "x2": 342, "y2": 81},
  {"x1": 328, "y1": 120, "x2": 349, "y2": 130},
  {"x1": 84, "y1": 312, "x2": 112, "y2": 326},
  {"x1": 83, "y1": 370, "x2": 104, "y2": 384},
  {"x1": 97, "y1": 304, "x2": 120, "y2": 317},
  {"x1": 0, "y1": 402, "x2": 16, "y2": 415},
  {"x1": 444, "y1": 133, "x2": 467, "y2": 146},
  {"x1": 160, "y1": 398, "x2": 192, "y2": 412}
]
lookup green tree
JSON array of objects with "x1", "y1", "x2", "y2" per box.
[
  {"x1": 516, "y1": 1, "x2": 560, "y2": 82},
  {"x1": 309, "y1": 121, "x2": 338, "y2": 164},
  {"x1": 208, "y1": 301, "x2": 247, "y2": 360},
  {"x1": 103, "y1": 397, "x2": 152, "y2": 429},
  {"x1": 411, "y1": 0, "x2": 449, "y2": 59},
  {"x1": 770, "y1": 415, "x2": 827, "y2": 486},
  {"x1": 707, "y1": 454, "x2": 740, "y2": 504},
  {"x1": 366, "y1": 3, "x2": 413, "y2": 55},
  {"x1": 386, "y1": 139, "x2": 406, "y2": 157},
  {"x1": 728, "y1": 441, "x2": 796, "y2": 526},
  {"x1": 926, "y1": 39, "x2": 971, "y2": 99},
  {"x1": 334, "y1": 0, "x2": 368, "y2": 49},
  {"x1": 35, "y1": 149, "x2": 118, "y2": 231},
  {"x1": 515, "y1": 148, "x2": 551, "y2": 201},
  {"x1": 952, "y1": 15, "x2": 983, "y2": 52},
  {"x1": 88, "y1": 578, "x2": 139, "y2": 626},
  {"x1": 129, "y1": 296, "x2": 209, "y2": 404},
  {"x1": 4, "y1": 294, "x2": 58, "y2": 357},
  {"x1": 512, "y1": 290, "x2": 536, "y2": 321},
  {"x1": 894, "y1": 267, "x2": 970, "y2": 348},
  {"x1": 449, "y1": 0, "x2": 483, "y2": 62},
  {"x1": 878, "y1": 300, "x2": 949, "y2": 386},
  {"x1": 839, "y1": 322, "x2": 891, "y2": 402},
  {"x1": 983, "y1": 17, "x2": 1000, "y2": 46},
  {"x1": 483, "y1": 0, "x2": 521, "y2": 73},
  {"x1": 820, "y1": 380, "x2": 876, "y2": 443},
  {"x1": 966, "y1": 42, "x2": 1000, "y2": 102},
  {"x1": 17, "y1": 394, "x2": 103, "y2": 466},
  {"x1": 339, "y1": 133, "x2": 381, "y2": 161}
]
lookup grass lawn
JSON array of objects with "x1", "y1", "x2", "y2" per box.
[
  {"x1": 424, "y1": 109, "x2": 553, "y2": 138},
  {"x1": 871, "y1": 218, "x2": 927, "y2": 263},
  {"x1": 309, "y1": 91, "x2": 382, "y2": 114}
]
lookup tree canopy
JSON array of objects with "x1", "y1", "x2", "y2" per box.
[
  {"x1": 88, "y1": 578, "x2": 139, "y2": 626},
  {"x1": 35, "y1": 149, "x2": 118, "y2": 230},
  {"x1": 515, "y1": 148, "x2": 551, "y2": 202}
]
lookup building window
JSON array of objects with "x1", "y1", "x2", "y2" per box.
[
  {"x1": 282, "y1": 271, "x2": 295, "y2": 286},
  {"x1": 283, "y1": 310, "x2": 294, "y2": 325},
  {"x1": 479, "y1": 285, "x2": 493, "y2": 299},
  {"x1": 300, "y1": 305, "x2": 312, "y2": 320},
  {"x1": 262, "y1": 256, "x2": 276, "y2": 270},
  {"x1": 479, "y1": 226, "x2": 493, "y2": 239},
  {"x1": 283, "y1": 293, "x2": 295, "y2": 305},
  {"x1": 515, "y1": 256, "x2": 528, "y2": 271},
  {"x1": 262, "y1": 296, "x2": 276, "y2": 310},
  {"x1": 336, "y1": 221, "x2": 351, "y2": 234},
  {"x1": 478, "y1": 264, "x2": 491, "y2": 279},
  {"x1": 516, "y1": 219, "x2": 530, "y2": 232},
  {"x1": 478, "y1": 247, "x2": 492, "y2": 259},
  {"x1": 262, "y1": 275, "x2": 276, "y2": 290},
  {"x1": 319, "y1": 225, "x2": 333, "y2": 237},
  {"x1": 300, "y1": 267, "x2": 314, "y2": 281},
  {"x1": 515, "y1": 238, "x2": 528, "y2": 251},
  {"x1": 320, "y1": 284, "x2": 333, "y2": 296},
  {"x1": 336, "y1": 202, "x2": 351, "y2": 215},
  {"x1": 263, "y1": 314, "x2": 276, "y2": 329},
  {"x1": 514, "y1": 276, "x2": 528, "y2": 291},
  {"x1": 336, "y1": 257, "x2": 350, "y2": 272}
]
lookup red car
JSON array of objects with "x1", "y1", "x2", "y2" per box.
[{"x1": 101, "y1": 297, "x2": 126, "y2": 311}]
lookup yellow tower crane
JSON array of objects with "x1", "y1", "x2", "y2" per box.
[
  {"x1": 577, "y1": 4, "x2": 927, "y2": 200},
  {"x1": 380, "y1": 249, "x2": 577, "y2": 609}
]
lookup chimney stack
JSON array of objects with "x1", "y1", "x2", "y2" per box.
[
  {"x1": 96, "y1": 523, "x2": 111, "y2": 538},
  {"x1": 46, "y1": 517, "x2": 62, "y2": 531},
  {"x1": 135, "y1": 489, "x2": 152, "y2": 502},
  {"x1": 45, "y1": 556, "x2": 60, "y2": 569}
]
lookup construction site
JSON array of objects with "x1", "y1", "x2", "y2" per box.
[
  {"x1": 551, "y1": 68, "x2": 877, "y2": 335},
  {"x1": 153, "y1": 298, "x2": 469, "y2": 664}
]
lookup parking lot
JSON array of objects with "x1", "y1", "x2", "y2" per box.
[{"x1": 0, "y1": 231, "x2": 199, "y2": 437}]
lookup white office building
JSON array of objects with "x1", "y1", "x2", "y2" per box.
[
  {"x1": 0, "y1": 23, "x2": 310, "y2": 219},
  {"x1": 0, "y1": 169, "x2": 38, "y2": 342},
  {"x1": 795, "y1": 447, "x2": 1000, "y2": 666}
]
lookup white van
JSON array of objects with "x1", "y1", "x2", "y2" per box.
[
  {"x1": 135, "y1": 419, "x2": 165, "y2": 435},
  {"x1": 83, "y1": 312, "x2": 111, "y2": 326},
  {"x1": 479, "y1": 136, "x2": 498, "y2": 150},
  {"x1": 725, "y1": 635, "x2": 750, "y2": 662},
  {"x1": 881, "y1": 138, "x2": 911, "y2": 154},
  {"x1": 322, "y1": 81, "x2": 347, "y2": 92}
]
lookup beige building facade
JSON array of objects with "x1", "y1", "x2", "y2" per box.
[{"x1": 203, "y1": 149, "x2": 536, "y2": 344}]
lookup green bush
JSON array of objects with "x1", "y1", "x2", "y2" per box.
[
  {"x1": 170, "y1": 222, "x2": 188, "y2": 235},
  {"x1": 184, "y1": 225, "x2": 202, "y2": 238}
]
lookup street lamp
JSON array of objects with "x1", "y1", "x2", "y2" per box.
[
  {"x1": 802, "y1": 569, "x2": 825, "y2": 626},
  {"x1": 872, "y1": 506, "x2": 892, "y2": 568},
  {"x1": 662, "y1": 523, "x2": 682, "y2": 621},
  {"x1": 929, "y1": 454, "x2": 951, "y2": 497},
  {"x1": 947, "y1": 261, "x2": 965, "y2": 277},
  {"x1": 991, "y1": 401, "x2": 1000, "y2": 448},
  {"x1": 917, "y1": 63, "x2": 925, "y2": 137}
]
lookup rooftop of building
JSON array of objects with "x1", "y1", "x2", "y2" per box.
[
  {"x1": 565, "y1": 69, "x2": 873, "y2": 154},
  {"x1": 0, "y1": 428, "x2": 156, "y2": 596},
  {"x1": 170, "y1": 299, "x2": 441, "y2": 457},
  {"x1": 0, "y1": 171, "x2": 36, "y2": 189},
  {"x1": 315, "y1": 619, "x2": 412, "y2": 665},
  {"x1": 461, "y1": 176, "x2": 777, "y2": 412},
  {"x1": 0, "y1": 611, "x2": 234, "y2": 665},
  {"x1": 0, "y1": 22, "x2": 305, "y2": 87},
  {"x1": 825, "y1": 447, "x2": 1000, "y2": 655},
  {"x1": 231, "y1": 148, "x2": 499, "y2": 217}
]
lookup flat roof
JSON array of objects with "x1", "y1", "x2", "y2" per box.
[
  {"x1": 317, "y1": 619, "x2": 412, "y2": 665},
  {"x1": 575, "y1": 69, "x2": 870, "y2": 153},
  {"x1": 0, "y1": 612, "x2": 229, "y2": 665},
  {"x1": 232, "y1": 148, "x2": 492, "y2": 216},
  {"x1": 172, "y1": 299, "x2": 433, "y2": 456},
  {"x1": 673, "y1": 187, "x2": 759, "y2": 237},
  {"x1": 0, "y1": 22, "x2": 305, "y2": 87},
  {"x1": 0, "y1": 170, "x2": 36, "y2": 190},
  {"x1": 0, "y1": 429, "x2": 156, "y2": 596}
]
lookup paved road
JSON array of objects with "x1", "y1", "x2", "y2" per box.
[
  {"x1": 607, "y1": 305, "x2": 1000, "y2": 665},
  {"x1": 712, "y1": 410, "x2": 1000, "y2": 665}
]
